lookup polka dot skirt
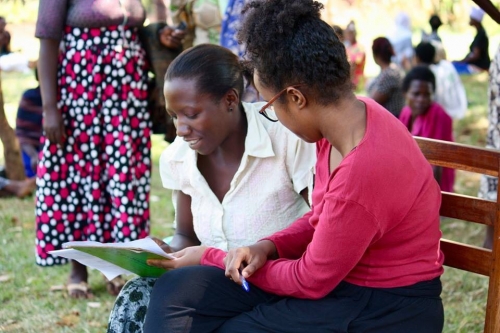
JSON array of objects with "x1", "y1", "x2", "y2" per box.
[{"x1": 35, "y1": 26, "x2": 151, "y2": 266}]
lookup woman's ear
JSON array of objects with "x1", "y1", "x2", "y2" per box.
[
  {"x1": 225, "y1": 88, "x2": 240, "y2": 110},
  {"x1": 287, "y1": 87, "x2": 307, "y2": 109}
]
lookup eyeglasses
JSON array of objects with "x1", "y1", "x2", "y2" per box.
[{"x1": 259, "y1": 85, "x2": 302, "y2": 122}]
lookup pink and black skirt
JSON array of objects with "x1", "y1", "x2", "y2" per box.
[{"x1": 35, "y1": 25, "x2": 151, "y2": 266}]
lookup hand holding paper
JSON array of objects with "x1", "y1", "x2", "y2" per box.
[
  {"x1": 50, "y1": 237, "x2": 175, "y2": 280},
  {"x1": 147, "y1": 245, "x2": 208, "y2": 270}
]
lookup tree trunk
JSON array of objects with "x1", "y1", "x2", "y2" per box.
[{"x1": 0, "y1": 74, "x2": 26, "y2": 181}]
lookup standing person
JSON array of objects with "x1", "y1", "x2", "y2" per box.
[
  {"x1": 35, "y1": 0, "x2": 152, "y2": 299},
  {"x1": 220, "y1": 0, "x2": 261, "y2": 102},
  {"x1": 170, "y1": 0, "x2": 226, "y2": 48},
  {"x1": 474, "y1": 0, "x2": 500, "y2": 250},
  {"x1": 388, "y1": 11, "x2": 414, "y2": 71},
  {"x1": 399, "y1": 66, "x2": 455, "y2": 192},
  {"x1": 106, "y1": 44, "x2": 315, "y2": 333},
  {"x1": 414, "y1": 41, "x2": 468, "y2": 120},
  {"x1": 0, "y1": 16, "x2": 11, "y2": 56},
  {"x1": 422, "y1": 14, "x2": 443, "y2": 43},
  {"x1": 344, "y1": 20, "x2": 365, "y2": 90},
  {"x1": 453, "y1": 6, "x2": 490, "y2": 74},
  {"x1": 421, "y1": 14, "x2": 447, "y2": 62},
  {"x1": 0, "y1": 16, "x2": 34, "y2": 72},
  {"x1": 143, "y1": 1, "x2": 444, "y2": 332},
  {"x1": 367, "y1": 37, "x2": 405, "y2": 117}
]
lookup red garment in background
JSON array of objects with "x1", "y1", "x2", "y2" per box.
[{"x1": 399, "y1": 102, "x2": 455, "y2": 192}]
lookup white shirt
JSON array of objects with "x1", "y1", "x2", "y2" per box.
[
  {"x1": 159, "y1": 102, "x2": 316, "y2": 251},
  {"x1": 430, "y1": 60, "x2": 468, "y2": 120}
]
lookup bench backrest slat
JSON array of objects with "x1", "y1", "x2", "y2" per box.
[
  {"x1": 441, "y1": 193, "x2": 496, "y2": 226},
  {"x1": 414, "y1": 137, "x2": 500, "y2": 333}
]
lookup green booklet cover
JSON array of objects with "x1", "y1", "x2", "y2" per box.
[
  {"x1": 50, "y1": 238, "x2": 175, "y2": 279},
  {"x1": 73, "y1": 246, "x2": 168, "y2": 278}
]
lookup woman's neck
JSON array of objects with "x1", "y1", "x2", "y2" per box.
[
  {"x1": 379, "y1": 61, "x2": 391, "y2": 70},
  {"x1": 209, "y1": 105, "x2": 248, "y2": 163},
  {"x1": 317, "y1": 94, "x2": 367, "y2": 157}
]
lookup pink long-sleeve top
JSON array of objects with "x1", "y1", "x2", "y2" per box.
[{"x1": 202, "y1": 97, "x2": 444, "y2": 299}]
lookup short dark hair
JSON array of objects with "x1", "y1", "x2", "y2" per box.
[
  {"x1": 332, "y1": 25, "x2": 343, "y2": 39},
  {"x1": 429, "y1": 14, "x2": 442, "y2": 30},
  {"x1": 415, "y1": 42, "x2": 436, "y2": 64},
  {"x1": 238, "y1": 0, "x2": 352, "y2": 106},
  {"x1": 372, "y1": 37, "x2": 394, "y2": 64},
  {"x1": 165, "y1": 44, "x2": 244, "y2": 102},
  {"x1": 402, "y1": 65, "x2": 436, "y2": 92}
]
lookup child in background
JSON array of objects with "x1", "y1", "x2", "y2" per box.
[
  {"x1": 399, "y1": 65, "x2": 455, "y2": 192},
  {"x1": 344, "y1": 21, "x2": 366, "y2": 90}
]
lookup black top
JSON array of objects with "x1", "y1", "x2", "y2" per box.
[{"x1": 469, "y1": 26, "x2": 490, "y2": 70}]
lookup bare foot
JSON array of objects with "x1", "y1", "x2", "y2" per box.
[
  {"x1": 3, "y1": 177, "x2": 36, "y2": 198},
  {"x1": 15, "y1": 178, "x2": 36, "y2": 198},
  {"x1": 67, "y1": 261, "x2": 92, "y2": 299},
  {"x1": 105, "y1": 275, "x2": 127, "y2": 296}
]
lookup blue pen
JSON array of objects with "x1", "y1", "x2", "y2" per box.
[{"x1": 239, "y1": 269, "x2": 250, "y2": 292}]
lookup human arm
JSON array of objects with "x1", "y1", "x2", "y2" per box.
[
  {"x1": 204, "y1": 197, "x2": 379, "y2": 299},
  {"x1": 461, "y1": 46, "x2": 482, "y2": 63},
  {"x1": 0, "y1": 31, "x2": 11, "y2": 52},
  {"x1": 158, "y1": 25, "x2": 186, "y2": 49},
  {"x1": 38, "y1": 38, "x2": 66, "y2": 146},
  {"x1": 168, "y1": 190, "x2": 201, "y2": 251},
  {"x1": 300, "y1": 188, "x2": 309, "y2": 206}
]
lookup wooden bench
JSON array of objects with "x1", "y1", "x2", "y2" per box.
[{"x1": 415, "y1": 137, "x2": 500, "y2": 333}]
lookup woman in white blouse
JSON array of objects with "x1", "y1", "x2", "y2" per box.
[{"x1": 107, "y1": 44, "x2": 316, "y2": 333}]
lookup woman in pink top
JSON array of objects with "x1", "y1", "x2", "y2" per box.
[
  {"x1": 399, "y1": 65, "x2": 455, "y2": 192},
  {"x1": 143, "y1": 1, "x2": 444, "y2": 332}
]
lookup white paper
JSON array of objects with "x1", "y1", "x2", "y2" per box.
[
  {"x1": 49, "y1": 237, "x2": 175, "y2": 280},
  {"x1": 49, "y1": 248, "x2": 134, "y2": 280},
  {"x1": 62, "y1": 237, "x2": 175, "y2": 259}
]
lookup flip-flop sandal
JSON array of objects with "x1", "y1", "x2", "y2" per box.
[
  {"x1": 105, "y1": 276, "x2": 127, "y2": 296},
  {"x1": 67, "y1": 281, "x2": 94, "y2": 299}
]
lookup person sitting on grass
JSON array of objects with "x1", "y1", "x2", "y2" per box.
[
  {"x1": 452, "y1": 6, "x2": 491, "y2": 75},
  {"x1": 399, "y1": 65, "x2": 455, "y2": 192},
  {"x1": 142, "y1": 1, "x2": 444, "y2": 332},
  {"x1": 106, "y1": 43, "x2": 316, "y2": 333},
  {"x1": 0, "y1": 67, "x2": 42, "y2": 199}
]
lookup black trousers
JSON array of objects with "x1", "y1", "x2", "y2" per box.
[{"x1": 144, "y1": 266, "x2": 444, "y2": 333}]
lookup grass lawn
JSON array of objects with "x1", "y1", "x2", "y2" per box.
[{"x1": 0, "y1": 68, "x2": 493, "y2": 332}]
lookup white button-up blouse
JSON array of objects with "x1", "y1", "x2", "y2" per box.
[{"x1": 159, "y1": 102, "x2": 316, "y2": 251}]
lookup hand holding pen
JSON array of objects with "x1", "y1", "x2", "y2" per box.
[{"x1": 224, "y1": 241, "x2": 277, "y2": 291}]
